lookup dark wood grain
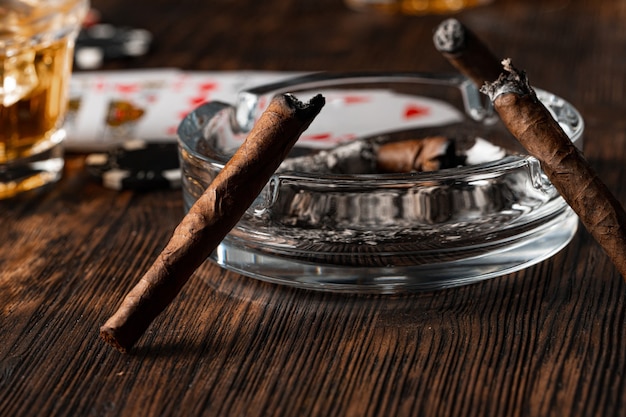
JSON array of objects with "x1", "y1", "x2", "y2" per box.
[{"x1": 1, "y1": 0, "x2": 626, "y2": 416}]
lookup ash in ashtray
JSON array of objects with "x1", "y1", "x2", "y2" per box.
[{"x1": 278, "y1": 136, "x2": 507, "y2": 175}]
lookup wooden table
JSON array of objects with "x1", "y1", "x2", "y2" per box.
[{"x1": 2, "y1": 0, "x2": 625, "y2": 415}]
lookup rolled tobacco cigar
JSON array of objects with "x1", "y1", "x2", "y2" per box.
[
  {"x1": 433, "y1": 18, "x2": 503, "y2": 88},
  {"x1": 375, "y1": 136, "x2": 457, "y2": 173},
  {"x1": 481, "y1": 59, "x2": 626, "y2": 281},
  {"x1": 434, "y1": 18, "x2": 626, "y2": 281},
  {"x1": 278, "y1": 136, "x2": 461, "y2": 175},
  {"x1": 100, "y1": 93, "x2": 326, "y2": 353}
]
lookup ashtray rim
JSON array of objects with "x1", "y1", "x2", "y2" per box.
[{"x1": 178, "y1": 71, "x2": 584, "y2": 185}]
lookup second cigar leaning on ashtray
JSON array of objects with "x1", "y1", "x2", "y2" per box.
[{"x1": 434, "y1": 17, "x2": 626, "y2": 282}]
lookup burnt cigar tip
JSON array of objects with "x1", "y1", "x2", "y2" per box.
[
  {"x1": 283, "y1": 93, "x2": 326, "y2": 118},
  {"x1": 480, "y1": 58, "x2": 534, "y2": 101},
  {"x1": 433, "y1": 18, "x2": 466, "y2": 53}
]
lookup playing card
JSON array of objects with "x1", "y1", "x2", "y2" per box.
[
  {"x1": 64, "y1": 69, "x2": 181, "y2": 151},
  {"x1": 138, "y1": 71, "x2": 301, "y2": 139},
  {"x1": 64, "y1": 70, "x2": 301, "y2": 151},
  {"x1": 216, "y1": 87, "x2": 466, "y2": 151},
  {"x1": 292, "y1": 89, "x2": 464, "y2": 149},
  {"x1": 64, "y1": 70, "x2": 464, "y2": 153},
  {"x1": 144, "y1": 72, "x2": 464, "y2": 152}
]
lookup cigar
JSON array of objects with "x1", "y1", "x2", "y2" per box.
[
  {"x1": 434, "y1": 19, "x2": 626, "y2": 281},
  {"x1": 278, "y1": 136, "x2": 464, "y2": 175},
  {"x1": 481, "y1": 60, "x2": 626, "y2": 281},
  {"x1": 100, "y1": 93, "x2": 325, "y2": 353},
  {"x1": 375, "y1": 136, "x2": 457, "y2": 173},
  {"x1": 433, "y1": 18, "x2": 502, "y2": 88}
]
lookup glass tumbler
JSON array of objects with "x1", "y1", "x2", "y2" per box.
[{"x1": 0, "y1": 0, "x2": 89, "y2": 199}]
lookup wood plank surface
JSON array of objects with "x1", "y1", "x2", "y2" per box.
[{"x1": 1, "y1": 0, "x2": 625, "y2": 416}]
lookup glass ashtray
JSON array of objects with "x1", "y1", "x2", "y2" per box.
[{"x1": 177, "y1": 72, "x2": 583, "y2": 293}]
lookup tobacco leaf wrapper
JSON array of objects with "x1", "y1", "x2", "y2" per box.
[
  {"x1": 100, "y1": 93, "x2": 326, "y2": 353},
  {"x1": 375, "y1": 136, "x2": 457, "y2": 173},
  {"x1": 482, "y1": 60, "x2": 626, "y2": 280}
]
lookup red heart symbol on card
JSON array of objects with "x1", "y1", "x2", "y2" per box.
[
  {"x1": 403, "y1": 105, "x2": 429, "y2": 119},
  {"x1": 188, "y1": 96, "x2": 208, "y2": 107},
  {"x1": 304, "y1": 133, "x2": 332, "y2": 141},
  {"x1": 115, "y1": 83, "x2": 139, "y2": 94},
  {"x1": 198, "y1": 82, "x2": 217, "y2": 92},
  {"x1": 342, "y1": 95, "x2": 370, "y2": 105}
]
